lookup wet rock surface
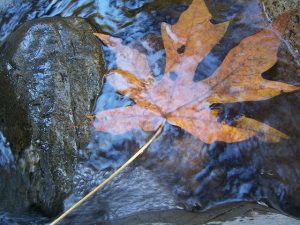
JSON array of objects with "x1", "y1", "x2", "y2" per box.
[
  {"x1": 260, "y1": 0, "x2": 300, "y2": 60},
  {"x1": 261, "y1": 0, "x2": 299, "y2": 17},
  {"x1": 99, "y1": 202, "x2": 300, "y2": 225},
  {"x1": 0, "y1": 16, "x2": 104, "y2": 215}
]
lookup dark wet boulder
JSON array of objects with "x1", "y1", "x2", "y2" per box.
[{"x1": 0, "y1": 17, "x2": 105, "y2": 216}]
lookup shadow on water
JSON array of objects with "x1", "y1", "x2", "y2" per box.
[{"x1": 0, "y1": 0, "x2": 300, "y2": 224}]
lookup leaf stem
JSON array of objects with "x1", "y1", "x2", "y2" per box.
[{"x1": 50, "y1": 124, "x2": 164, "y2": 225}]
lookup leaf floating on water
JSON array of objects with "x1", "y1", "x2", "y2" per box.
[
  {"x1": 51, "y1": 2, "x2": 300, "y2": 224},
  {"x1": 94, "y1": 0, "x2": 299, "y2": 144}
]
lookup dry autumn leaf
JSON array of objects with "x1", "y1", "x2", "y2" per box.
[{"x1": 93, "y1": 0, "x2": 299, "y2": 144}]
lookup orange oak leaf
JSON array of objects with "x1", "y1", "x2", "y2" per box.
[{"x1": 93, "y1": 0, "x2": 299, "y2": 144}]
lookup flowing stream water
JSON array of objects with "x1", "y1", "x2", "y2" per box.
[{"x1": 0, "y1": 0, "x2": 300, "y2": 224}]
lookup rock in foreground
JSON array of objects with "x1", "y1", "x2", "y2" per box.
[{"x1": 0, "y1": 17, "x2": 104, "y2": 216}]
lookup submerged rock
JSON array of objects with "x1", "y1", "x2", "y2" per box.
[{"x1": 0, "y1": 17, "x2": 105, "y2": 216}]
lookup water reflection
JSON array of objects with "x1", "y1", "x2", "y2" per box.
[
  {"x1": 0, "y1": 132, "x2": 14, "y2": 170},
  {"x1": 0, "y1": 0, "x2": 300, "y2": 224},
  {"x1": 0, "y1": 0, "x2": 191, "y2": 46}
]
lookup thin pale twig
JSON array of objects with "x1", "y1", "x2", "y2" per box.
[{"x1": 50, "y1": 123, "x2": 164, "y2": 225}]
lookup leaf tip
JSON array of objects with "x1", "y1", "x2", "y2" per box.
[
  {"x1": 272, "y1": 10, "x2": 295, "y2": 35},
  {"x1": 222, "y1": 20, "x2": 230, "y2": 30},
  {"x1": 261, "y1": 128, "x2": 290, "y2": 143},
  {"x1": 93, "y1": 33, "x2": 119, "y2": 47},
  {"x1": 282, "y1": 84, "x2": 300, "y2": 94},
  {"x1": 86, "y1": 114, "x2": 95, "y2": 123}
]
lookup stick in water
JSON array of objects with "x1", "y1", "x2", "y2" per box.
[{"x1": 50, "y1": 124, "x2": 164, "y2": 225}]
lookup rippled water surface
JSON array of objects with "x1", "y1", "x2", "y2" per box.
[{"x1": 0, "y1": 0, "x2": 300, "y2": 224}]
